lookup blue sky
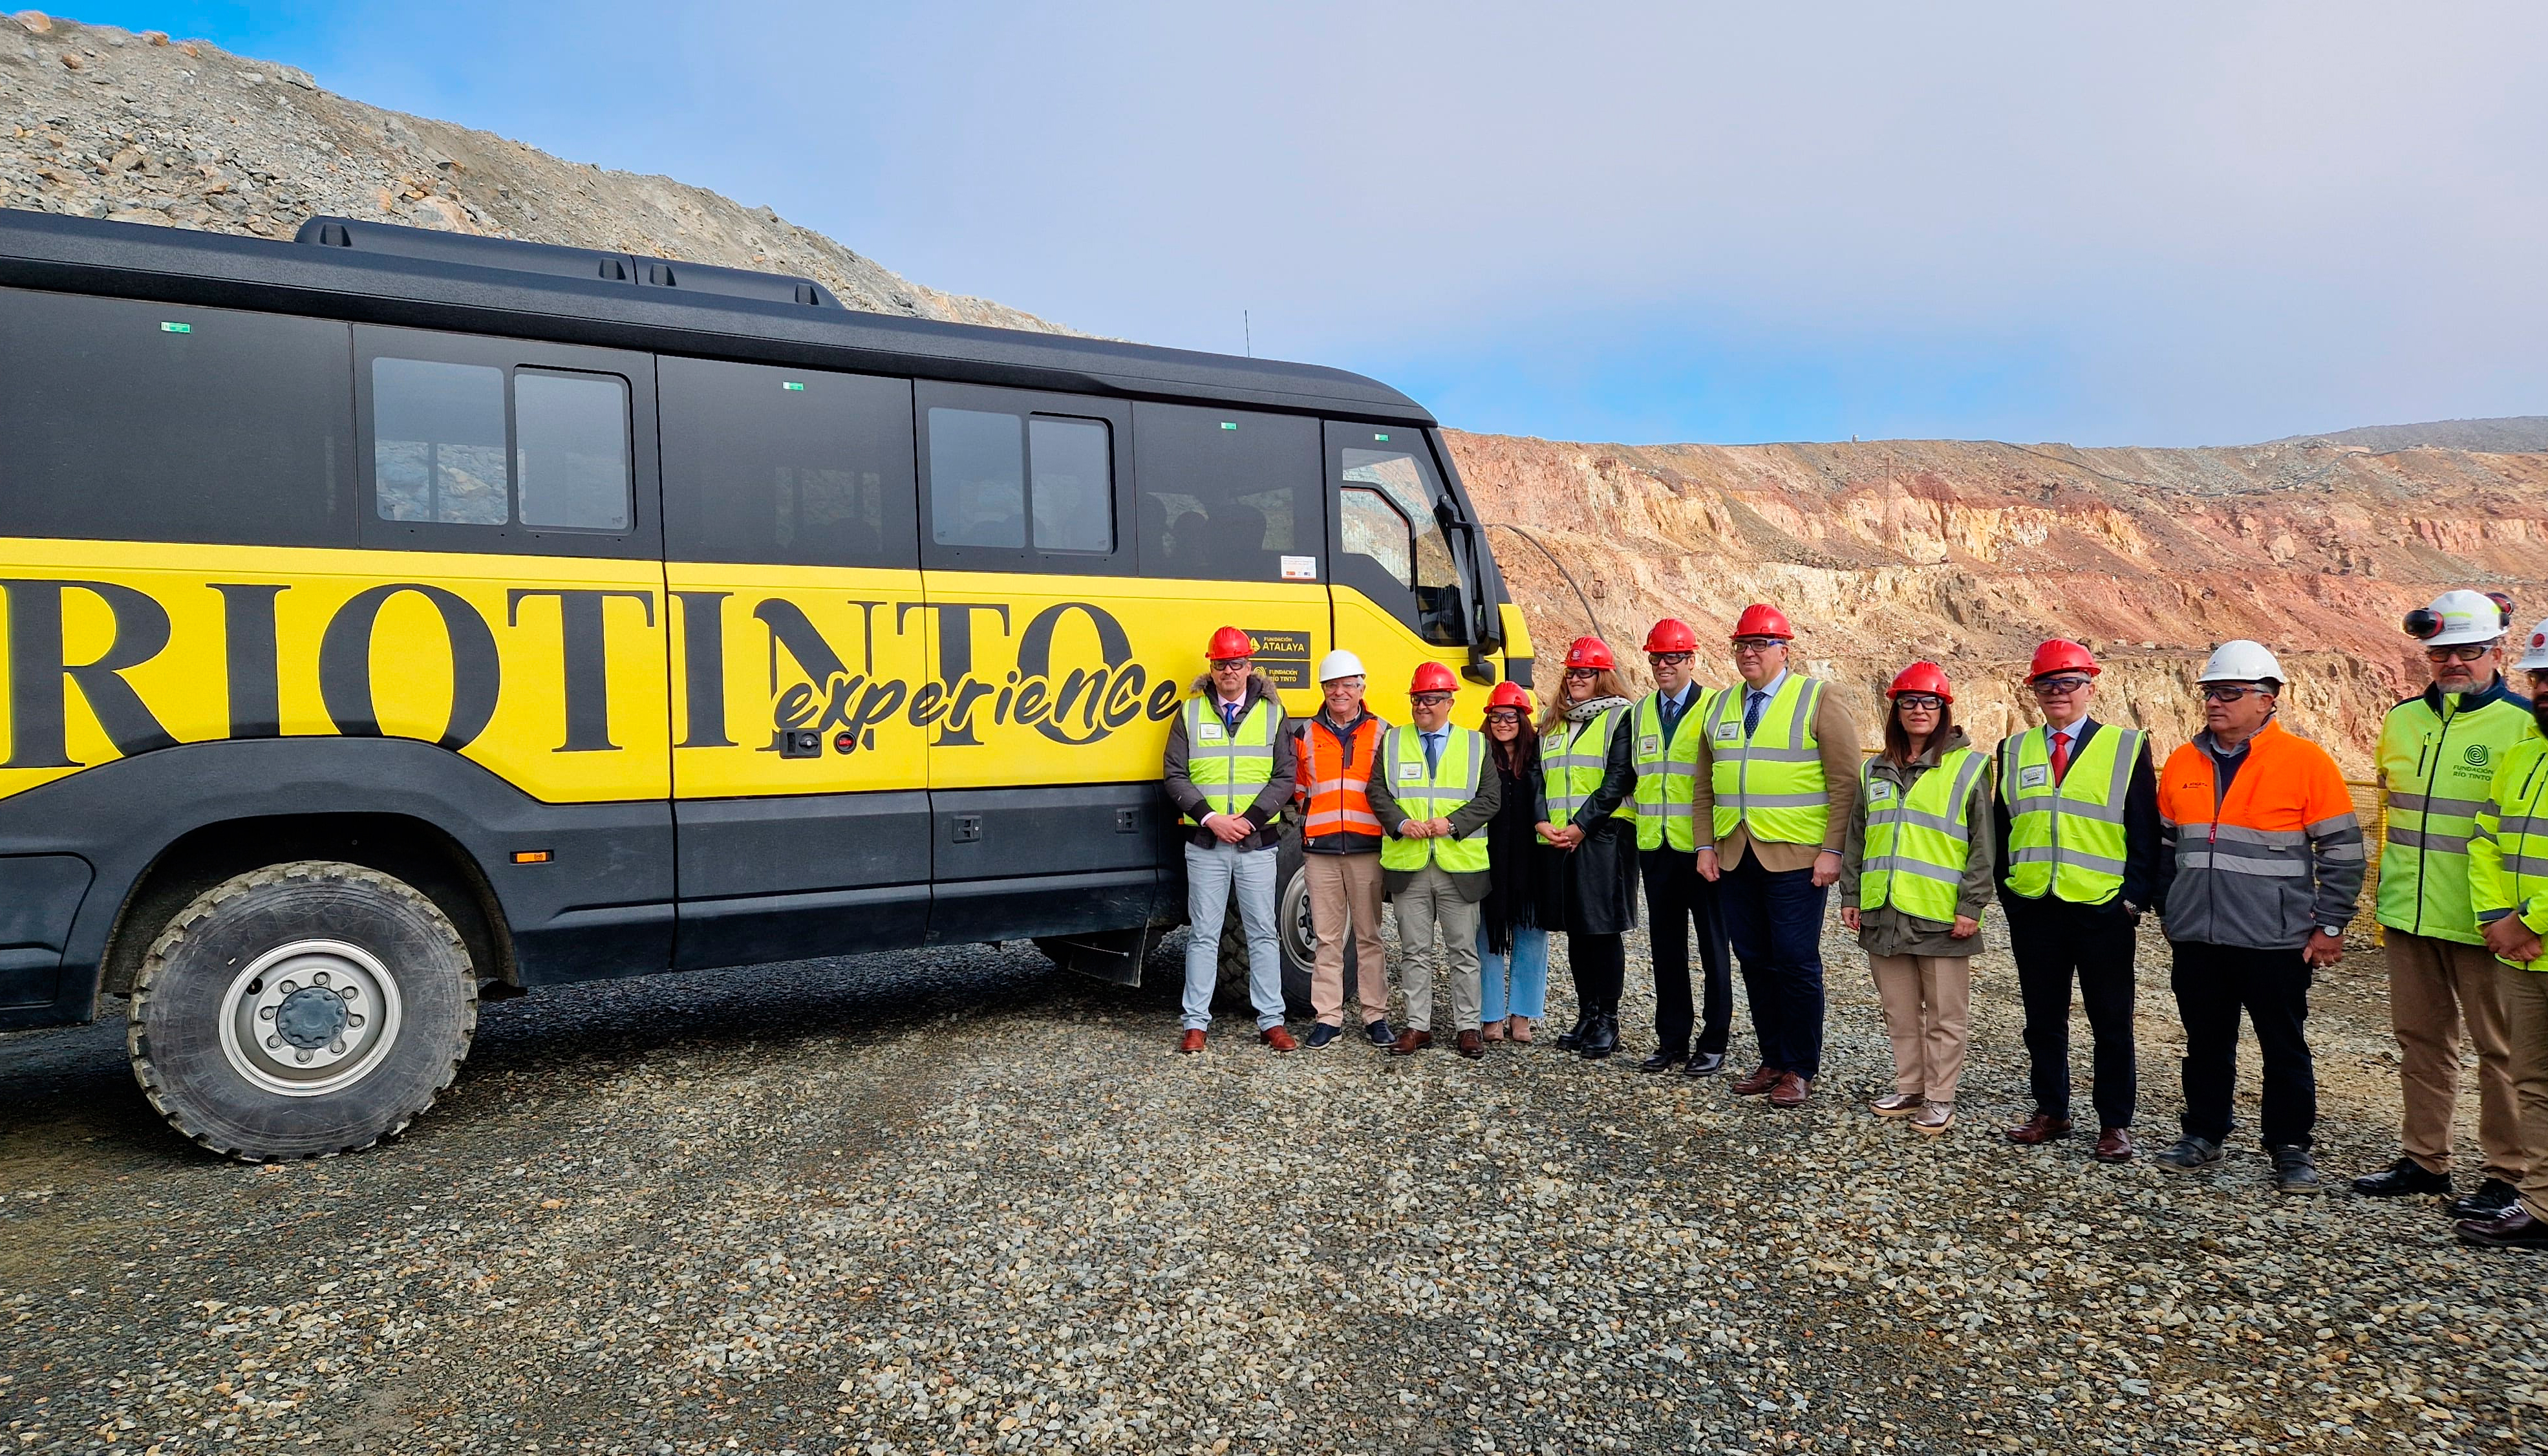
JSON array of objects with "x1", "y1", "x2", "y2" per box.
[{"x1": 70, "y1": 1, "x2": 2548, "y2": 447}]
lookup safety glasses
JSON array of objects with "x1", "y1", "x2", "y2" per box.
[
  {"x1": 1730, "y1": 637, "x2": 1783, "y2": 654},
  {"x1": 1563, "y1": 667, "x2": 1601, "y2": 681},
  {"x1": 2201, "y1": 684, "x2": 2270, "y2": 703},
  {"x1": 1892, "y1": 693, "x2": 1945, "y2": 711},
  {"x1": 1483, "y1": 710, "x2": 1525, "y2": 725},
  {"x1": 2029, "y1": 676, "x2": 2093, "y2": 697},
  {"x1": 1647, "y1": 651, "x2": 1693, "y2": 667},
  {"x1": 1210, "y1": 658, "x2": 1252, "y2": 673},
  {"x1": 1409, "y1": 692, "x2": 1454, "y2": 708},
  {"x1": 2425, "y1": 643, "x2": 2494, "y2": 664}
]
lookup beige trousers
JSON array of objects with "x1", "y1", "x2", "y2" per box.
[
  {"x1": 2499, "y1": 967, "x2": 2548, "y2": 1220},
  {"x1": 2388, "y1": 930, "x2": 2523, "y2": 1182},
  {"x1": 1305, "y1": 851, "x2": 1389, "y2": 1027},
  {"x1": 1867, "y1": 952, "x2": 1973, "y2": 1103},
  {"x1": 1393, "y1": 864, "x2": 1483, "y2": 1033}
]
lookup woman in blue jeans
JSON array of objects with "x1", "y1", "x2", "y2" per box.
[{"x1": 1477, "y1": 681, "x2": 1551, "y2": 1041}]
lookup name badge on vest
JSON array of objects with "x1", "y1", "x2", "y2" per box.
[
  {"x1": 2018, "y1": 764, "x2": 2049, "y2": 789},
  {"x1": 1867, "y1": 780, "x2": 1896, "y2": 802},
  {"x1": 1713, "y1": 722, "x2": 1740, "y2": 744},
  {"x1": 1398, "y1": 761, "x2": 1425, "y2": 783},
  {"x1": 1197, "y1": 720, "x2": 1226, "y2": 743},
  {"x1": 1641, "y1": 734, "x2": 1660, "y2": 755}
]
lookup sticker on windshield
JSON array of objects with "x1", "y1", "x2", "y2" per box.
[{"x1": 1281, "y1": 555, "x2": 1318, "y2": 581}]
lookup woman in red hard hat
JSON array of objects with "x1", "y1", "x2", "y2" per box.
[
  {"x1": 1838, "y1": 662, "x2": 1995, "y2": 1135},
  {"x1": 1534, "y1": 636, "x2": 1641, "y2": 1058},
  {"x1": 1477, "y1": 680, "x2": 1551, "y2": 1042}
]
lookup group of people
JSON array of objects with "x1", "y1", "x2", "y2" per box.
[{"x1": 1157, "y1": 592, "x2": 2548, "y2": 1250}]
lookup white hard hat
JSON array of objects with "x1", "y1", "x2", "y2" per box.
[
  {"x1": 2198, "y1": 639, "x2": 2286, "y2": 686},
  {"x1": 2514, "y1": 619, "x2": 2548, "y2": 674},
  {"x1": 2408, "y1": 588, "x2": 2511, "y2": 648},
  {"x1": 1316, "y1": 649, "x2": 1367, "y2": 683}
]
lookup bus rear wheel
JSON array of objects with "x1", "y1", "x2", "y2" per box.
[{"x1": 127, "y1": 861, "x2": 478, "y2": 1161}]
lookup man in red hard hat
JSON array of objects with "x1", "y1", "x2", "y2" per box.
[
  {"x1": 1690, "y1": 603, "x2": 1861, "y2": 1108},
  {"x1": 1630, "y1": 616, "x2": 1735, "y2": 1079},
  {"x1": 1993, "y1": 639, "x2": 2164, "y2": 1162},
  {"x1": 1367, "y1": 661, "x2": 1501, "y2": 1057},
  {"x1": 1162, "y1": 626, "x2": 1298, "y2": 1054}
]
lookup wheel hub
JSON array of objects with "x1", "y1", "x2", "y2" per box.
[{"x1": 217, "y1": 940, "x2": 405, "y2": 1097}]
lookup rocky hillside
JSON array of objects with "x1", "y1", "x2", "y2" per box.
[
  {"x1": 1451, "y1": 431, "x2": 2548, "y2": 777},
  {"x1": 0, "y1": 12, "x2": 1065, "y2": 330}
]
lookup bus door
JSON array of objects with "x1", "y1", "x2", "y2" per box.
[
  {"x1": 1323, "y1": 422, "x2": 1483, "y2": 724},
  {"x1": 659, "y1": 358, "x2": 934, "y2": 970}
]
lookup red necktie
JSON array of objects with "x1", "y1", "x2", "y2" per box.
[{"x1": 2050, "y1": 729, "x2": 2071, "y2": 784}]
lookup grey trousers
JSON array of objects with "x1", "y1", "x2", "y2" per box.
[{"x1": 1393, "y1": 864, "x2": 1483, "y2": 1033}]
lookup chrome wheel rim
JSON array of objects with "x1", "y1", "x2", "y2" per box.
[{"x1": 216, "y1": 939, "x2": 404, "y2": 1098}]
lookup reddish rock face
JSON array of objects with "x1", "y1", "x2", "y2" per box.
[{"x1": 1450, "y1": 429, "x2": 2548, "y2": 776}]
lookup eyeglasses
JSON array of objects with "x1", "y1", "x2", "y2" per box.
[
  {"x1": 1892, "y1": 693, "x2": 1945, "y2": 711},
  {"x1": 1483, "y1": 710, "x2": 1524, "y2": 725},
  {"x1": 1731, "y1": 638, "x2": 1783, "y2": 654},
  {"x1": 2201, "y1": 684, "x2": 2271, "y2": 703},
  {"x1": 2425, "y1": 643, "x2": 2496, "y2": 664},
  {"x1": 1563, "y1": 667, "x2": 1601, "y2": 681},
  {"x1": 1210, "y1": 658, "x2": 1252, "y2": 671},
  {"x1": 2030, "y1": 676, "x2": 2093, "y2": 697},
  {"x1": 1410, "y1": 692, "x2": 1454, "y2": 707},
  {"x1": 1647, "y1": 651, "x2": 1693, "y2": 667}
]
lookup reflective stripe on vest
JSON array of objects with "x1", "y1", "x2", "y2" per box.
[
  {"x1": 1183, "y1": 695, "x2": 1278, "y2": 823},
  {"x1": 2001, "y1": 723, "x2": 2139, "y2": 906},
  {"x1": 1859, "y1": 747, "x2": 1986, "y2": 921},
  {"x1": 1543, "y1": 705, "x2": 1633, "y2": 840},
  {"x1": 2375, "y1": 691, "x2": 2533, "y2": 945},
  {"x1": 1706, "y1": 676, "x2": 1828, "y2": 845},
  {"x1": 1632, "y1": 690, "x2": 1709, "y2": 853},
  {"x1": 1378, "y1": 725, "x2": 1490, "y2": 874},
  {"x1": 1299, "y1": 717, "x2": 1384, "y2": 839}
]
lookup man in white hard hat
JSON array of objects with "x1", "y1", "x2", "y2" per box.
[
  {"x1": 1293, "y1": 649, "x2": 1395, "y2": 1049},
  {"x1": 2152, "y1": 641, "x2": 2366, "y2": 1195},
  {"x1": 2354, "y1": 590, "x2": 2531, "y2": 1219}
]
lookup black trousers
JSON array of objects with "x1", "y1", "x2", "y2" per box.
[
  {"x1": 1641, "y1": 848, "x2": 1733, "y2": 1056},
  {"x1": 2006, "y1": 896, "x2": 2139, "y2": 1128},
  {"x1": 2170, "y1": 939, "x2": 2317, "y2": 1149},
  {"x1": 1570, "y1": 932, "x2": 1625, "y2": 1011},
  {"x1": 1720, "y1": 853, "x2": 1828, "y2": 1078}
]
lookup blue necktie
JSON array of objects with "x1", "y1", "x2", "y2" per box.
[
  {"x1": 1422, "y1": 731, "x2": 1442, "y2": 774},
  {"x1": 1223, "y1": 701, "x2": 1242, "y2": 734},
  {"x1": 1744, "y1": 689, "x2": 1766, "y2": 738},
  {"x1": 1659, "y1": 689, "x2": 1682, "y2": 742}
]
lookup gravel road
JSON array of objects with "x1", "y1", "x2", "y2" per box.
[{"x1": 6, "y1": 922, "x2": 2545, "y2": 1455}]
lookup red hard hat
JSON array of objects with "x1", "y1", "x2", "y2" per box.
[
  {"x1": 1206, "y1": 626, "x2": 1256, "y2": 661},
  {"x1": 1887, "y1": 661, "x2": 1953, "y2": 703},
  {"x1": 1486, "y1": 681, "x2": 1532, "y2": 711},
  {"x1": 1410, "y1": 661, "x2": 1460, "y2": 695},
  {"x1": 2027, "y1": 638, "x2": 2099, "y2": 680},
  {"x1": 1643, "y1": 617, "x2": 1700, "y2": 653},
  {"x1": 1564, "y1": 636, "x2": 1616, "y2": 670},
  {"x1": 1730, "y1": 603, "x2": 1793, "y2": 641}
]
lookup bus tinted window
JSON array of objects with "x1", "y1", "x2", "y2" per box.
[
  {"x1": 1029, "y1": 416, "x2": 1113, "y2": 553},
  {"x1": 0, "y1": 288, "x2": 355, "y2": 547},
  {"x1": 373, "y1": 358, "x2": 506, "y2": 525},
  {"x1": 929, "y1": 407, "x2": 1025, "y2": 548},
  {"x1": 516, "y1": 371, "x2": 632, "y2": 531},
  {"x1": 1131, "y1": 404, "x2": 1319, "y2": 582},
  {"x1": 659, "y1": 358, "x2": 916, "y2": 568}
]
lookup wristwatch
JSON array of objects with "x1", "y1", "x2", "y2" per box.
[{"x1": 2317, "y1": 925, "x2": 2346, "y2": 939}]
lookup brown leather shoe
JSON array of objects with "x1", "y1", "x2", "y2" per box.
[
  {"x1": 1731, "y1": 1064, "x2": 1781, "y2": 1096},
  {"x1": 2457, "y1": 1205, "x2": 2548, "y2": 1248},
  {"x1": 2095, "y1": 1127, "x2": 2134, "y2": 1162},
  {"x1": 1177, "y1": 1029, "x2": 1206, "y2": 1055},
  {"x1": 1455, "y1": 1029, "x2": 1486, "y2": 1060},
  {"x1": 2006, "y1": 1111, "x2": 2073, "y2": 1145},
  {"x1": 1260, "y1": 1025, "x2": 1296, "y2": 1053},
  {"x1": 1390, "y1": 1029, "x2": 1435, "y2": 1056},
  {"x1": 1766, "y1": 1073, "x2": 1812, "y2": 1109}
]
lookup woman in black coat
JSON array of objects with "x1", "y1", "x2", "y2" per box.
[{"x1": 1532, "y1": 639, "x2": 1640, "y2": 1060}]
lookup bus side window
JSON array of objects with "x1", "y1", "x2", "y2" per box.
[
  {"x1": 374, "y1": 358, "x2": 507, "y2": 525},
  {"x1": 658, "y1": 357, "x2": 915, "y2": 569},
  {"x1": 516, "y1": 371, "x2": 632, "y2": 531},
  {"x1": 915, "y1": 383, "x2": 1131, "y2": 577},
  {"x1": 1327, "y1": 425, "x2": 1468, "y2": 647},
  {"x1": 1131, "y1": 404, "x2": 1320, "y2": 581}
]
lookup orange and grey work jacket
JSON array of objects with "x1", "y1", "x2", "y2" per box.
[
  {"x1": 2155, "y1": 718, "x2": 2366, "y2": 951},
  {"x1": 1296, "y1": 711, "x2": 1386, "y2": 855}
]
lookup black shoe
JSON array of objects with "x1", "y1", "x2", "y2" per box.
[
  {"x1": 1637, "y1": 1047, "x2": 1687, "y2": 1074},
  {"x1": 1302, "y1": 1023, "x2": 1342, "y2": 1050},
  {"x1": 2457, "y1": 1205, "x2": 2548, "y2": 1248},
  {"x1": 2448, "y1": 1178, "x2": 2522, "y2": 1221},
  {"x1": 1554, "y1": 1012, "x2": 1590, "y2": 1050},
  {"x1": 2270, "y1": 1144, "x2": 2321, "y2": 1195},
  {"x1": 1364, "y1": 1019, "x2": 1395, "y2": 1049},
  {"x1": 2154, "y1": 1135, "x2": 2223, "y2": 1173},
  {"x1": 1682, "y1": 1051, "x2": 1726, "y2": 1080},
  {"x1": 2351, "y1": 1155, "x2": 2450, "y2": 1197},
  {"x1": 1579, "y1": 1009, "x2": 1620, "y2": 1060}
]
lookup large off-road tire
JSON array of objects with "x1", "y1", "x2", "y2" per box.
[{"x1": 127, "y1": 861, "x2": 478, "y2": 1161}]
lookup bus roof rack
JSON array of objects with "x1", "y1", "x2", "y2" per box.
[{"x1": 295, "y1": 215, "x2": 832, "y2": 308}]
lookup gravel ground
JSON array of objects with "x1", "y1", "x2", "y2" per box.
[{"x1": 5, "y1": 920, "x2": 2546, "y2": 1455}]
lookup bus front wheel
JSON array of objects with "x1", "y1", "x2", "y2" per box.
[{"x1": 127, "y1": 861, "x2": 478, "y2": 1161}]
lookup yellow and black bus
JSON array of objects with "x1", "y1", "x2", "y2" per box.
[{"x1": 0, "y1": 209, "x2": 1532, "y2": 1158}]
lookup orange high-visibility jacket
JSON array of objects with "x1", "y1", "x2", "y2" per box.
[
  {"x1": 2155, "y1": 718, "x2": 2366, "y2": 950},
  {"x1": 1298, "y1": 713, "x2": 1386, "y2": 853}
]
